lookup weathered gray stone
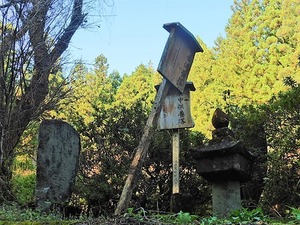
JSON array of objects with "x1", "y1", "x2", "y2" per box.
[
  {"x1": 190, "y1": 140, "x2": 253, "y2": 182},
  {"x1": 35, "y1": 120, "x2": 80, "y2": 212},
  {"x1": 190, "y1": 108, "x2": 254, "y2": 218},
  {"x1": 212, "y1": 181, "x2": 241, "y2": 218}
]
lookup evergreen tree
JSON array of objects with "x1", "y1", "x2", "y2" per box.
[
  {"x1": 190, "y1": 0, "x2": 300, "y2": 137},
  {"x1": 115, "y1": 64, "x2": 159, "y2": 110},
  {"x1": 189, "y1": 38, "x2": 221, "y2": 137}
]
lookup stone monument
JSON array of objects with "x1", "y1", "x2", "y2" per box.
[
  {"x1": 191, "y1": 108, "x2": 254, "y2": 217},
  {"x1": 35, "y1": 120, "x2": 81, "y2": 212}
]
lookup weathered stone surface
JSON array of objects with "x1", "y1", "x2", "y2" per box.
[
  {"x1": 35, "y1": 120, "x2": 80, "y2": 211},
  {"x1": 212, "y1": 181, "x2": 241, "y2": 218},
  {"x1": 211, "y1": 108, "x2": 229, "y2": 129},
  {"x1": 194, "y1": 152, "x2": 253, "y2": 182},
  {"x1": 190, "y1": 140, "x2": 254, "y2": 182},
  {"x1": 211, "y1": 127, "x2": 235, "y2": 139},
  {"x1": 190, "y1": 108, "x2": 254, "y2": 217}
]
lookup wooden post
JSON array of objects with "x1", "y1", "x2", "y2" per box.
[
  {"x1": 114, "y1": 79, "x2": 171, "y2": 215},
  {"x1": 172, "y1": 129, "x2": 180, "y2": 194},
  {"x1": 170, "y1": 129, "x2": 180, "y2": 212},
  {"x1": 114, "y1": 23, "x2": 202, "y2": 215}
]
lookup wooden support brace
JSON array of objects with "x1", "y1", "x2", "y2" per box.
[{"x1": 114, "y1": 79, "x2": 171, "y2": 215}]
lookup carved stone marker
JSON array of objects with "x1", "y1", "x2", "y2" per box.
[
  {"x1": 35, "y1": 120, "x2": 80, "y2": 212},
  {"x1": 191, "y1": 108, "x2": 254, "y2": 218}
]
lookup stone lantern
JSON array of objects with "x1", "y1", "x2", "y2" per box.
[{"x1": 190, "y1": 108, "x2": 254, "y2": 218}]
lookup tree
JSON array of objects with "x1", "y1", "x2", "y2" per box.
[
  {"x1": 187, "y1": 0, "x2": 299, "y2": 211},
  {"x1": 0, "y1": 0, "x2": 86, "y2": 202},
  {"x1": 261, "y1": 80, "x2": 300, "y2": 216},
  {"x1": 188, "y1": 38, "x2": 221, "y2": 138},
  {"x1": 53, "y1": 55, "x2": 121, "y2": 125},
  {"x1": 74, "y1": 100, "x2": 149, "y2": 216},
  {"x1": 60, "y1": 63, "x2": 211, "y2": 216},
  {"x1": 216, "y1": 0, "x2": 299, "y2": 101},
  {"x1": 188, "y1": 0, "x2": 299, "y2": 138},
  {"x1": 114, "y1": 64, "x2": 160, "y2": 109}
]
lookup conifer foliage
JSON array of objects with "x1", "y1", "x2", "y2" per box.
[{"x1": 5, "y1": 0, "x2": 300, "y2": 218}]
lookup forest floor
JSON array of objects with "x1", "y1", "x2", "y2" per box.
[{"x1": 0, "y1": 205, "x2": 298, "y2": 224}]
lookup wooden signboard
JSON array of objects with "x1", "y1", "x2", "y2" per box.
[{"x1": 157, "y1": 22, "x2": 203, "y2": 93}]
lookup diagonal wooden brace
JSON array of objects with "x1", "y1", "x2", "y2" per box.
[{"x1": 114, "y1": 79, "x2": 171, "y2": 215}]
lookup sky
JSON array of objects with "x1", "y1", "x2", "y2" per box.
[{"x1": 68, "y1": 0, "x2": 234, "y2": 76}]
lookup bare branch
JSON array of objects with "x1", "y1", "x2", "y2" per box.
[{"x1": 50, "y1": 0, "x2": 86, "y2": 64}]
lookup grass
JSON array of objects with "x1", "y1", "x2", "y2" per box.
[{"x1": 0, "y1": 205, "x2": 299, "y2": 224}]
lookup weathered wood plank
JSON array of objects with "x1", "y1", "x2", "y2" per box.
[
  {"x1": 114, "y1": 79, "x2": 171, "y2": 215},
  {"x1": 172, "y1": 129, "x2": 180, "y2": 194}
]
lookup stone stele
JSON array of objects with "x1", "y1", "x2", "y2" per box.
[{"x1": 35, "y1": 120, "x2": 80, "y2": 211}]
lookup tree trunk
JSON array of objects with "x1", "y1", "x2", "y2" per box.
[{"x1": 0, "y1": 0, "x2": 85, "y2": 203}]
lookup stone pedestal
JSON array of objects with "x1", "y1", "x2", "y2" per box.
[
  {"x1": 35, "y1": 120, "x2": 80, "y2": 212},
  {"x1": 212, "y1": 181, "x2": 241, "y2": 217}
]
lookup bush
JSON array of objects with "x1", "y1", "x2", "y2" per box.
[{"x1": 11, "y1": 172, "x2": 36, "y2": 206}]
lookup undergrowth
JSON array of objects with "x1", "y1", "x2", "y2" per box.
[
  {"x1": 120, "y1": 207, "x2": 299, "y2": 224},
  {"x1": 0, "y1": 205, "x2": 299, "y2": 224},
  {"x1": 0, "y1": 204, "x2": 80, "y2": 225}
]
